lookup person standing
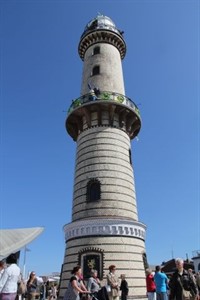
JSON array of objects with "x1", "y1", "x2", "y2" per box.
[
  {"x1": 87, "y1": 269, "x2": 101, "y2": 298},
  {"x1": 188, "y1": 269, "x2": 196, "y2": 284},
  {"x1": 63, "y1": 265, "x2": 89, "y2": 300},
  {"x1": 39, "y1": 283, "x2": 46, "y2": 300},
  {"x1": 89, "y1": 89, "x2": 97, "y2": 101},
  {"x1": 154, "y1": 266, "x2": 168, "y2": 300},
  {"x1": 27, "y1": 271, "x2": 39, "y2": 300},
  {"x1": 169, "y1": 258, "x2": 199, "y2": 300},
  {"x1": 107, "y1": 265, "x2": 119, "y2": 300},
  {"x1": 0, "y1": 253, "x2": 21, "y2": 300},
  {"x1": 0, "y1": 262, "x2": 5, "y2": 280},
  {"x1": 146, "y1": 268, "x2": 156, "y2": 300},
  {"x1": 196, "y1": 272, "x2": 200, "y2": 293},
  {"x1": 49, "y1": 283, "x2": 57, "y2": 300},
  {"x1": 120, "y1": 274, "x2": 128, "y2": 300}
]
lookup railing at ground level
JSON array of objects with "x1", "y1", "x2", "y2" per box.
[{"x1": 67, "y1": 91, "x2": 140, "y2": 118}]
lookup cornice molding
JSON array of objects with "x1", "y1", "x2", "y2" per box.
[
  {"x1": 64, "y1": 219, "x2": 146, "y2": 241},
  {"x1": 78, "y1": 30, "x2": 126, "y2": 60}
]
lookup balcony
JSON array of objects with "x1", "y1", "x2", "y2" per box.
[
  {"x1": 67, "y1": 91, "x2": 141, "y2": 119},
  {"x1": 192, "y1": 250, "x2": 200, "y2": 257}
]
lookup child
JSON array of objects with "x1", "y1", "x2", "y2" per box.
[{"x1": 120, "y1": 274, "x2": 129, "y2": 300}]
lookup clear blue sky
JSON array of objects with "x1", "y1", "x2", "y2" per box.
[{"x1": 0, "y1": 0, "x2": 199, "y2": 276}]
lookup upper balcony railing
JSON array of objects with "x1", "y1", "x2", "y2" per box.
[
  {"x1": 192, "y1": 250, "x2": 200, "y2": 257},
  {"x1": 67, "y1": 91, "x2": 141, "y2": 119}
]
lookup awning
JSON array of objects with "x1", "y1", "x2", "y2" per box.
[{"x1": 0, "y1": 227, "x2": 44, "y2": 259}]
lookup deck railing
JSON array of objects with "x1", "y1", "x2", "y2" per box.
[{"x1": 68, "y1": 91, "x2": 140, "y2": 118}]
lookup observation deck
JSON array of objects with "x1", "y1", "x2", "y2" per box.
[{"x1": 66, "y1": 91, "x2": 141, "y2": 141}]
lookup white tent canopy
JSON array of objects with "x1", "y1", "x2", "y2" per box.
[{"x1": 0, "y1": 227, "x2": 44, "y2": 260}]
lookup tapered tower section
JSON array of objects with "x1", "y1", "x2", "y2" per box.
[{"x1": 60, "y1": 15, "x2": 147, "y2": 299}]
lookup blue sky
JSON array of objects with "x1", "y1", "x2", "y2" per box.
[{"x1": 0, "y1": 0, "x2": 199, "y2": 276}]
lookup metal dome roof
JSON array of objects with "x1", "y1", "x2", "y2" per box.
[{"x1": 81, "y1": 14, "x2": 122, "y2": 37}]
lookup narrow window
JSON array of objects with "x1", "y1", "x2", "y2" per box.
[
  {"x1": 142, "y1": 252, "x2": 149, "y2": 270},
  {"x1": 93, "y1": 46, "x2": 100, "y2": 55},
  {"x1": 129, "y1": 149, "x2": 132, "y2": 165},
  {"x1": 87, "y1": 179, "x2": 101, "y2": 202},
  {"x1": 92, "y1": 65, "x2": 100, "y2": 76}
]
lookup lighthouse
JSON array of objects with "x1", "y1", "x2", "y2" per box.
[{"x1": 59, "y1": 15, "x2": 147, "y2": 299}]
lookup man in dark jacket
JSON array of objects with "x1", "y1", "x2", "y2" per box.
[{"x1": 169, "y1": 258, "x2": 199, "y2": 300}]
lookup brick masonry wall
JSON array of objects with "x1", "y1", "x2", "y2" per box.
[
  {"x1": 81, "y1": 43, "x2": 125, "y2": 95},
  {"x1": 59, "y1": 235, "x2": 146, "y2": 299},
  {"x1": 73, "y1": 126, "x2": 138, "y2": 222}
]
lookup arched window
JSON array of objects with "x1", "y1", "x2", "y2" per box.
[
  {"x1": 87, "y1": 179, "x2": 101, "y2": 202},
  {"x1": 92, "y1": 65, "x2": 100, "y2": 76},
  {"x1": 93, "y1": 46, "x2": 100, "y2": 55}
]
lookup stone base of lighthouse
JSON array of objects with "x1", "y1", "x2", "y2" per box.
[{"x1": 59, "y1": 219, "x2": 147, "y2": 300}]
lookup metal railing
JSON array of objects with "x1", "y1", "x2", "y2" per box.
[
  {"x1": 67, "y1": 91, "x2": 140, "y2": 118},
  {"x1": 192, "y1": 250, "x2": 200, "y2": 257}
]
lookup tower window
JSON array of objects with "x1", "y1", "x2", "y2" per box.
[
  {"x1": 129, "y1": 149, "x2": 132, "y2": 165},
  {"x1": 93, "y1": 46, "x2": 100, "y2": 55},
  {"x1": 87, "y1": 179, "x2": 101, "y2": 202},
  {"x1": 92, "y1": 65, "x2": 100, "y2": 76},
  {"x1": 142, "y1": 252, "x2": 149, "y2": 270}
]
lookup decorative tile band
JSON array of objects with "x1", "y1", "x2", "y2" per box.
[
  {"x1": 64, "y1": 219, "x2": 146, "y2": 241},
  {"x1": 68, "y1": 91, "x2": 140, "y2": 118}
]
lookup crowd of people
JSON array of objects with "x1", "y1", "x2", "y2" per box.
[
  {"x1": 63, "y1": 260, "x2": 200, "y2": 300},
  {"x1": 0, "y1": 254, "x2": 58, "y2": 300},
  {"x1": 0, "y1": 254, "x2": 200, "y2": 300},
  {"x1": 22, "y1": 274, "x2": 58, "y2": 300},
  {"x1": 146, "y1": 258, "x2": 200, "y2": 300},
  {"x1": 63, "y1": 264, "x2": 128, "y2": 300}
]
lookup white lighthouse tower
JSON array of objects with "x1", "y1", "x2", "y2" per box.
[{"x1": 59, "y1": 15, "x2": 147, "y2": 299}]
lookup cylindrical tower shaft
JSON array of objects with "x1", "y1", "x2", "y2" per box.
[
  {"x1": 81, "y1": 43, "x2": 125, "y2": 95},
  {"x1": 73, "y1": 126, "x2": 138, "y2": 222}
]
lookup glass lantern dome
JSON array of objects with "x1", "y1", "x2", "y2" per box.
[{"x1": 81, "y1": 14, "x2": 123, "y2": 38}]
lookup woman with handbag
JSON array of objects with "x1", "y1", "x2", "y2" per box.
[{"x1": 106, "y1": 265, "x2": 119, "y2": 300}]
